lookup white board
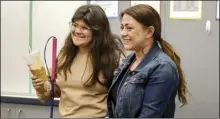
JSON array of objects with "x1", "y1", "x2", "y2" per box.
[
  {"x1": 1, "y1": 1, "x2": 87, "y2": 97},
  {"x1": 1, "y1": 1, "x2": 30, "y2": 94}
]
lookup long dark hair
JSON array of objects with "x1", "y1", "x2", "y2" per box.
[
  {"x1": 120, "y1": 4, "x2": 189, "y2": 107},
  {"x1": 57, "y1": 5, "x2": 124, "y2": 87}
]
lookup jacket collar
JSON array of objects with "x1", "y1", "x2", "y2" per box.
[{"x1": 122, "y1": 43, "x2": 161, "y2": 71}]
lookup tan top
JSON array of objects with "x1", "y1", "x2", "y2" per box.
[{"x1": 36, "y1": 52, "x2": 108, "y2": 118}]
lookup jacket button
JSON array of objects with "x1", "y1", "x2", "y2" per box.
[
  {"x1": 120, "y1": 98, "x2": 122, "y2": 102},
  {"x1": 132, "y1": 77, "x2": 136, "y2": 81},
  {"x1": 121, "y1": 64, "x2": 124, "y2": 67}
]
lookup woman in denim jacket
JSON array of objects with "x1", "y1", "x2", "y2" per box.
[{"x1": 106, "y1": 4, "x2": 189, "y2": 118}]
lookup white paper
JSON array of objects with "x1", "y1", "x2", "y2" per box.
[
  {"x1": 170, "y1": 1, "x2": 202, "y2": 19},
  {"x1": 217, "y1": 1, "x2": 219, "y2": 19},
  {"x1": 131, "y1": 1, "x2": 160, "y2": 15},
  {"x1": 90, "y1": 1, "x2": 118, "y2": 18}
]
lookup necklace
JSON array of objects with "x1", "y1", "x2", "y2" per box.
[{"x1": 80, "y1": 54, "x2": 90, "y2": 85}]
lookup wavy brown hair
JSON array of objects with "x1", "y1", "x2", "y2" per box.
[
  {"x1": 120, "y1": 4, "x2": 189, "y2": 107},
  {"x1": 56, "y1": 5, "x2": 124, "y2": 87}
]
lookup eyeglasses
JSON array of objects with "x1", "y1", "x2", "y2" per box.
[{"x1": 69, "y1": 22, "x2": 91, "y2": 33}]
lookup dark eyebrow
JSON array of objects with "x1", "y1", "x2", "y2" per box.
[
  {"x1": 73, "y1": 22, "x2": 89, "y2": 28},
  {"x1": 73, "y1": 22, "x2": 78, "y2": 25},
  {"x1": 121, "y1": 23, "x2": 133, "y2": 27}
]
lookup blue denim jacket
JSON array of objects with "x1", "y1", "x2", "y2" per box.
[{"x1": 106, "y1": 43, "x2": 179, "y2": 118}]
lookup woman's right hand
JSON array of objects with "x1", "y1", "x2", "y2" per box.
[{"x1": 31, "y1": 76, "x2": 46, "y2": 94}]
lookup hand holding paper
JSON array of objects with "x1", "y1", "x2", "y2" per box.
[{"x1": 24, "y1": 50, "x2": 49, "y2": 81}]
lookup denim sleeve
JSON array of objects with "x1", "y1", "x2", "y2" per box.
[{"x1": 138, "y1": 62, "x2": 178, "y2": 118}]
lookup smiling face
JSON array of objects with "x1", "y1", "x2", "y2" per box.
[
  {"x1": 120, "y1": 14, "x2": 154, "y2": 51},
  {"x1": 70, "y1": 19, "x2": 93, "y2": 48}
]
